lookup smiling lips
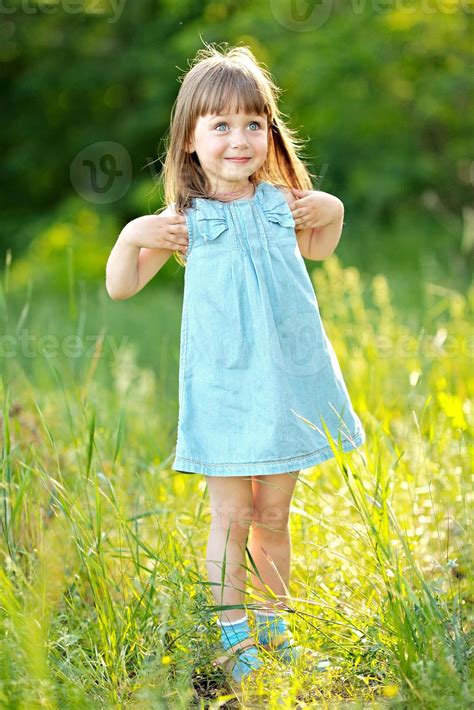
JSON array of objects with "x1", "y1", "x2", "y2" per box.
[{"x1": 225, "y1": 157, "x2": 251, "y2": 162}]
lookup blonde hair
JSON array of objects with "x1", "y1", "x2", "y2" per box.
[{"x1": 157, "y1": 42, "x2": 316, "y2": 266}]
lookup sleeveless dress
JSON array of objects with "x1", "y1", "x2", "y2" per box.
[{"x1": 171, "y1": 180, "x2": 366, "y2": 476}]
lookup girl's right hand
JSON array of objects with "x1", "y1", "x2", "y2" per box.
[{"x1": 119, "y1": 213, "x2": 189, "y2": 255}]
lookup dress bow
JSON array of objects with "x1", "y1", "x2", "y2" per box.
[
  {"x1": 258, "y1": 184, "x2": 296, "y2": 229},
  {"x1": 194, "y1": 200, "x2": 229, "y2": 241}
]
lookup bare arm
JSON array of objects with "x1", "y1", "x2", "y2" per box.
[
  {"x1": 105, "y1": 229, "x2": 141, "y2": 300},
  {"x1": 105, "y1": 207, "x2": 189, "y2": 300},
  {"x1": 295, "y1": 210, "x2": 343, "y2": 262}
]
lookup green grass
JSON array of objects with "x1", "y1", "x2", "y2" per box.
[{"x1": 0, "y1": 254, "x2": 472, "y2": 708}]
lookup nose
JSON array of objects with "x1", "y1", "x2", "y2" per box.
[{"x1": 230, "y1": 129, "x2": 250, "y2": 148}]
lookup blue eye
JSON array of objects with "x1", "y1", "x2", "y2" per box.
[{"x1": 214, "y1": 121, "x2": 262, "y2": 131}]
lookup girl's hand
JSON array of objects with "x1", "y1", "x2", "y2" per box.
[
  {"x1": 289, "y1": 188, "x2": 343, "y2": 230},
  {"x1": 120, "y1": 212, "x2": 189, "y2": 255}
]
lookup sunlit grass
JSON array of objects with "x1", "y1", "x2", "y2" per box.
[{"x1": 0, "y1": 254, "x2": 472, "y2": 708}]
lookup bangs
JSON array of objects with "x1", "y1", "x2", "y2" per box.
[{"x1": 194, "y1": 67, "x2": 269, "y2": 119}]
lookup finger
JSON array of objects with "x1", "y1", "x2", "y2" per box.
[
  {"x1": 291, "y1": 201, "x2": 308, "y2": 212},
  {"x1": 166, "y1": 214, "x2": 187, "y2": 225},
  {"x1": 163, "y1": 238, "x2": 187, "y2": 251},
  {"x1": 294, "y1": 199, "x2": 310, "y2": 210},
  {"x1": 169, "y1": 224, "x2": 189, "y2": 235},
  {"x1": 291, "y1": 191, "x2": 309, "y2": 203},
  {"x1": 168, "y1": 232, "x2": 189, "y2": 244},
  {"x1": 294, "y1": 217, "x2": 309, "y2": 227}
]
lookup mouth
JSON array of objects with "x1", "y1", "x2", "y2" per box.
[{"x1": 225, "y1": 157, "x2": 251, "y2": 163}]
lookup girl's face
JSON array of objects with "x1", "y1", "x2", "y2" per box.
[{"x1": 188, "y1": 107, "x2": 269, "y2": 195}]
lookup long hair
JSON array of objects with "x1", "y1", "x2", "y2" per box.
[{"x1": 157, "y1": 42, "x2": 316, "y2": 266}]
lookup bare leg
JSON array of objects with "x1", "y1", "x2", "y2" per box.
[
  {"x1": 248, "y1": 471, "x2": 300, "y2": 611},
  {"x1": 205, "y1": 475, "x2": 255, "y2": 624}
]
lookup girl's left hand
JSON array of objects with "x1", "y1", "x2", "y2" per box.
[{"x1": 289, "y1": 188, "x2": 343, "y2": 230}]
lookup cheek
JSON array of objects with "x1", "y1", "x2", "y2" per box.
[
  {"x1": 254, "y1": 134, "x2": 268, "y2": 152},
  {"x1": 202, "y1": 139, "x2": 223, "y2": 158},
  {"x1": 255, "y1": 137, "x2": 268, "y2": 155}
]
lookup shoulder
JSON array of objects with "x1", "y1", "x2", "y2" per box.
[{"x1": 271, "y1": 184, "x2": 297, "y2": 208}]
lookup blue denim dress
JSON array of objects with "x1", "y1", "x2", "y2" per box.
[{"x1": 171, "y1": 180, "x2": 366, "y2": 476}]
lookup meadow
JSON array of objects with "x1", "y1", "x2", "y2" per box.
[{"x1": 0, "y1": 253, "x2": 472, "y2": 708}]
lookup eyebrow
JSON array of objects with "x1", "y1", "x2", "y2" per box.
[{"x1": 209, "y1": 113, "x2": 265, "y2": 119}]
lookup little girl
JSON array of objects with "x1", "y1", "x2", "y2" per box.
[{"x1": 106, "y1": 43, "x2": 366, "y2": 685}]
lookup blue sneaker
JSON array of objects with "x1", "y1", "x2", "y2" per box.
[
  {"x1": 213, "y1": 615, "x2": 264, "y2": 682},
  {"x1": 254, "y1": 610, "x2": 305, "y2": 664},
  {"x1": 212, "y1": 635, "x2": 264, "y2": 682}
]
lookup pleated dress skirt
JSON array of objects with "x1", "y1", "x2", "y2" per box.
[{"x1": 171, "y1": 180, "x2": 366, "y2": 476}]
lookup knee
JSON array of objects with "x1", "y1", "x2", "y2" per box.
[
  {"x1": 209, "y1": 502, "x2": 255, "y2": 539},
  {"x1": 252, "y1": 503, "x2": 290, "y2": 533}
]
